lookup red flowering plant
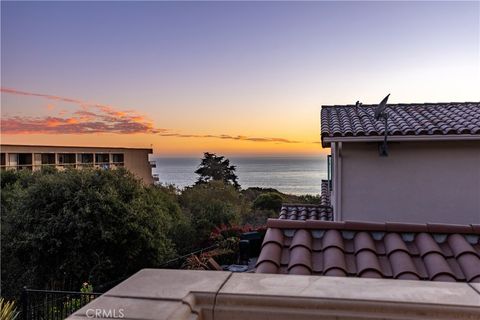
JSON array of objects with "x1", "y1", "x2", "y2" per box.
[
  {"x1": 183, "y1": 223, "x2": 268, "y2": 270},
  {"x1": 182, "y1": 224, "x2": 267, "y2": 270},
  {"x1": 209, "y1": 224, "x2": 254, "y2": 243},
  {"x1": 211, "y1": 224, "x2": 266, "y2": 261},
  {"x1": 213, "y1": 223, "x2": 267, "y2": 241}
]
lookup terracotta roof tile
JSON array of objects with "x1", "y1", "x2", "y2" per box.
[
  {"x1": 256, "y1": 242, "x2": 282, "y2": 272},
  {"x1": 346, "y1": 221, "x2": 385, "y2": 231},
  {"x1": 448, "y1": 234, "x2": 478, "y2": 258},
  {"x1": 323, "y1": 247, "x2": 347, "y2": 276},
  {"x1": 279, "y1": 180, "x2": 333, "y2": 221},
  {"x1": 291, "y1": 229, "x2": 313, "y2": 250},
  {"x1": 312, "y1": 238, "x2": 322, "y2": 251},
  {"x1": 354, "y1": 232, "x2": 377, "y2": 255},
  {"x1": 280, "y1": 248, "x2": 290, "y2": 266},
  {"x1": 471, "y1": 224, "x2": 480, "y2": 233},
  {"x1": 312, "y1": 252, "x2": 323, "y2": 273},
  {"x1": 423, "y1": 252, "x2": 456, "y2": 281},
  {"x1": 385, "y1": 222, "x2": 426, "y2": 233},
  {"x1": 256, "y1": 219, "x2": 480, "y2": 283},
  {"x1": 428, "y1": 223, "x2": 474, "y2": 234},
  {"x1": 446, "y1": 258, "x2": 466, "y2": 281},
  {"x1": 262, "y1": 228, "x2": 284, "y2": 247},
  {"x1": 384, "y1": 233, "x2": 409, "y2": 256},
  {"x1": 377, "y1": 256, "x2": 393, "y2": 278},
  {"x1": 288, "y1": 246, "x2": 312, "y2": 274},
  {"x1": 415, "y1": 233, "x2": 443, "y2": 257},
  {"x1": 458, "y1": 254, "x2": 480, "y2": 282},
  {"x1": 323, "y1": 229, "x2": 344, "y2": 251},
  {"x1": 255, "y1": 260, "x2": 278, "y2": 274},
  {"x1": 356, "y1": 249, "x2": 382, "y2": 278},
  {"x1": 321, "y1": 102, "x2": 480, "y2": 146},
  {"x1": 389, "y1": 250, "x2": 419, "y2": 280}
]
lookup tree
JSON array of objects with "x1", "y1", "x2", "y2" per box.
[
  {"x1": 1, "y1": 168, "x2": 181, "y2": 299},
  {"x1": 194, "y1": 153, "x2": 240, "y2": 189}
]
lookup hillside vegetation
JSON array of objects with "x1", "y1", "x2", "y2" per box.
[{"x1": 1, "y1": 153, "x2": 320, "y2": 299}]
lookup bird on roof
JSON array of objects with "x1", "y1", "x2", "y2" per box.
[{"x1": 374, "y1": 94, "x2": 390, "y2": 120}]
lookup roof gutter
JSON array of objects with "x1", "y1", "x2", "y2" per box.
[{"x1": 322, "y1": 134, "x2": 480, "y2": 148}]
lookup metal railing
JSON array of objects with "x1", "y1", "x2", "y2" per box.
[{"x1": 20, "y1": 288, "x2": 102, "y2": 320}]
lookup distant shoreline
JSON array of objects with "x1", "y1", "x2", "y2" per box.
[{"x1": 153, "y1": 156, "x2": 327, "y2": 196}]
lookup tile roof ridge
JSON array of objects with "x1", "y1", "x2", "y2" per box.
[
  {"x1": 266, "y1": 219, "x2": 479, "y2": 234},
  {"x1": 321, "y1": 102, "x2": 480, "y2": 108},
  {"x1": 281, "y1": 203, "x2": 330, "y2": 207}
]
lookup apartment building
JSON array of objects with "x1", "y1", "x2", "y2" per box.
[{"x1": 0, "y1": 144, "x2": 157, "y2": 184}]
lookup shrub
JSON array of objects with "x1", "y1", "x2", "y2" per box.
[
  {"x1": 1, "y1": 168, "x2": 180, "y2": 298},
  {"x1": 253, "y1": 192, "x2": 283, "y2": 212},
  {"x1": 179, "y1": 180, "x2": 242, "y2": 246}
]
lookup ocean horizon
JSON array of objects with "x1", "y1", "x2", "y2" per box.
[{"x1": 152, "y1": 155, "x2": 328, "y2": 195}]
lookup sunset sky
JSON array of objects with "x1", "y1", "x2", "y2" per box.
[{"x1": 1, "y1": 1, "x2": 479, "y2": 156}]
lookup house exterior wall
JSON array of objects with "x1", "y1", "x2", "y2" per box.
[
  {"x1": 337, "y1": 141, "x2": 480, "y2": 224},
  {"x1": 0, "y1": 144, "x2": 154, "y2": 184},
  {"x1": 122, "y1": 148, "x2": 155, "y2": 184}
]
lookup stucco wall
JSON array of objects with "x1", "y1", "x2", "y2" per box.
[
  {"x1": 339, "y1": 141, "x2": 480, "y2": 224},
  {"x1": 123, "y1": 149, "x2": 154, "y2": 184}
]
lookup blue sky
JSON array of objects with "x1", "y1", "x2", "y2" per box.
[{"x1": 2, "y1": 1, "x2": 479, "y2": 155}]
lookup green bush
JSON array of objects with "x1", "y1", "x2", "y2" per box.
[
  {"x1": 179, "y1": 180, "x2": 242, "y2": 246},
  {"x1": 1, "y1": 168, "x2": 181, "y2": 298},
  {"x1": 253, "y1": 192, "x2": 283, "y2": 212},
  {"x1": 0, "y1": 156, "x2": 319, "y2": 299}
]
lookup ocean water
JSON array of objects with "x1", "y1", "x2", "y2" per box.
[{"x1": 152, "y1": 156, "x2": 327, "y2": 195}]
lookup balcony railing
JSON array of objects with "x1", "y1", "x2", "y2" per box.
[{"x1": 20, "y1": 288, "x2": 102, "y2": 320}]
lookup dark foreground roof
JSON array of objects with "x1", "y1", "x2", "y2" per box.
[
  {"x1": 321, "y1": 102, "x2": 480, "y2": 146},
  {"x1": 279, "y1": 180, "x2": 332, "y2": 221},
  {"x1": 256, "y1": 219, "x2": 480, "y2": 282}
]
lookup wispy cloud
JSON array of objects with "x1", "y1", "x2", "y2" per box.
[
  {"x1": 1, "y1": 87, "x2": 164, "y2": 134},
  {"x1": 159, "y1": 133, "x2": 301, "y2": 144},
  {"x1": 1, "y1": 87, "x2": 303, "y2": 144}
]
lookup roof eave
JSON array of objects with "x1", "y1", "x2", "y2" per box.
[{"x1": 322, "y1": 134, "x2": 480, "y2": 146}]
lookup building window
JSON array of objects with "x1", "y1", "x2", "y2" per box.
[
  {"x1": 95, "y1": 153, "x2": 110, "y2": 169},
  {"x1": 41, "y1": 153, "x2": 56, "y2": 165},
  {"x1": 112, "y1": 153, "x2": 124, "y2": 163},
  {"x1": 76, "y1": 153, "x2": 93, "y2": 168},
  {"x1": 111, "y1": 153, "x2": 124, "y2": 168},
  {"x1": 79, "y1": 153, "x2": 94, "y2": 163},
  {"x1": 8, "y1": 153, "x2": 18, "y2": 170},
  {"x1": 95, "y1": 154, "x2": 109, "y2": 164},
  {"x1": 327, "y1": 154, "x2": 333, "y2": 191},
  {"x1": 18, "y1": 153, "x2": 33, "y2": 170},
  {"x1": 1, "y1": 153, "x2": 5, "y2": 171},
  {"x1": 58, "y1": 153, "x2": 76, "y2": 167}
]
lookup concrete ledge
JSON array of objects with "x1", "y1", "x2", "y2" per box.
[
  {"x1": 71, "y1": 269, "x2": 230, "y2": 320},
  {"x1": 69, "y1": 269, "x2": 480, "y2": 320}
]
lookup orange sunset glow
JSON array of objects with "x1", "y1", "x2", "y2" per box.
[
  {"x1": 0, "y1": 87, "x2": 326, "y2": 155},
  {"x1": 2, "y1": 2, "x2": 479, "y2": 156}
]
